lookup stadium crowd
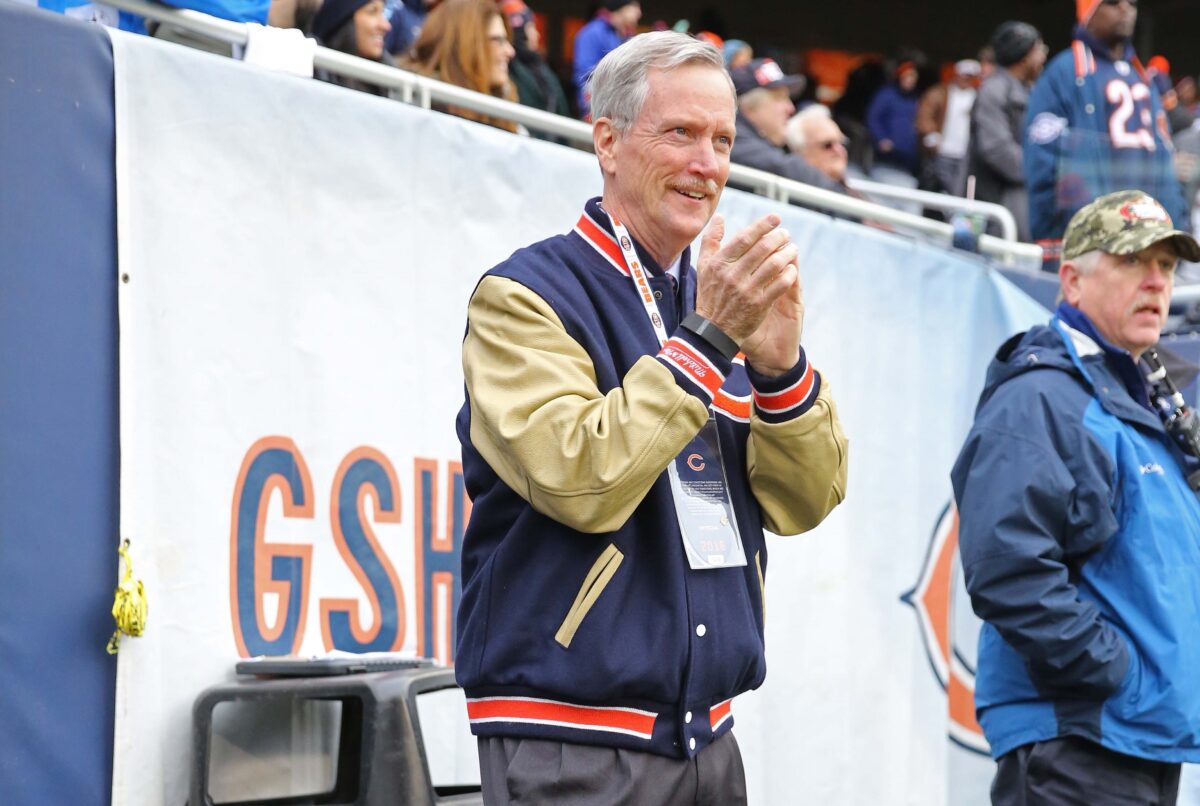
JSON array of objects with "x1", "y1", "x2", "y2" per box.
[{"x1": 36, "y1": 0, "x2": 1200, "y2": 259}]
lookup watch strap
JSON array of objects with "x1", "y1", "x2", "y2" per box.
[{"x1": 680, "y1": 312, "x2": 740, "y2": 361}]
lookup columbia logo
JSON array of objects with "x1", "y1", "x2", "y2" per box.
[{"x1": 1140, "y1": 463, "x2": 1165, "y2": 475}]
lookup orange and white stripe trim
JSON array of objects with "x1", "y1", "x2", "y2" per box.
[
  {"x1": 709, "y1": 698, "x2": 734, "y2": 732},
  {"x1": 752, "y1": 361, "x2": 816, "y2": 415},
  {"x1": 659, "y1": 337, "x2": 725, "y2": 399},
  {"x1": 466, "y1": 696, "x2": 658, "y2": 741},
  {"x1": 1072, "y1": 40, "x2": 1096, "y2": 78},
  {"x1": 713, "y1": 389, "x2": 751, "y2": 422},
  {"x1": 573, "y1": 212, "x2": 629, "y2": 276},
  {"x1": 1130, "y1": 55, "x2": 1149, "y2": 83},
  {"x1": 713, "y1": 355, "x2": 750, "y2": 421}
]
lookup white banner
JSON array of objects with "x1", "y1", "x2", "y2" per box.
[{"x1": 107, "y1": 27, "x2": 1161, "y2": 806}]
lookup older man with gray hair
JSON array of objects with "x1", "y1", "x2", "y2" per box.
[
  {"x1": 785, "y1": 104, "x2": 853, "y2": 186},
  {"x1": 455, "y1": 31, "x2": 848, "y2": 805},
  {"x1": 729, "y1": 58, "x2": 846, "y2": 194},
  {"x1": 952, "y1": 190, "x2": 1200, "y2": 804}
]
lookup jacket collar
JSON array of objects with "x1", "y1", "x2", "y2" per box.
[
  {"x1": 1073, "y1": 25, "x2": 1143, "y2": 75},
  {"x1": 1052, "y1": 306, "x2": 1162, "y2": 433},
  {"x1": 573, "y1": 197, "x2": 692, "y2": 278}
]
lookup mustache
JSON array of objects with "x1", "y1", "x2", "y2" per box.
[
  {"x1": 672, "y1": 178, "x2": 720, "y2": 197},
  {"x1": 1132, "y1": 297, "x2": 1165, "y2": 314}
]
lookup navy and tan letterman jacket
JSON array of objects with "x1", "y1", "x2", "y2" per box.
[{"x1": 455, "y1": 198, "x2": 848, "y2": 759}]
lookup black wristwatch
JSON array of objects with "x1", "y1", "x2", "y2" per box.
[{"x1": 680, "y1": 312, "x2": 740, "y2": 360}]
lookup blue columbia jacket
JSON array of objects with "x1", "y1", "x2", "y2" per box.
[
  {"x1": 951, "y1": 306, "x2": 1200, "y2": 762},
  {"x1": 1024, "y1": 27, "x2": 1187, "y2": 244}
]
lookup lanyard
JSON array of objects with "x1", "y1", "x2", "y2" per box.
[
  {"x1": 604, "y1": 215, "x2": 744, "y2": 568},
  {"x1": 606, "y1": 211, "x2": 672, "y2": 347}
]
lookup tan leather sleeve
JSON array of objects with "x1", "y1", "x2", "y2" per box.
[
  {"x1": 463, "y1": 275, "x2": 710, "y2": 534},
  {"x1": 747, "y1": 380, "x2": 849, "y2": 535}
]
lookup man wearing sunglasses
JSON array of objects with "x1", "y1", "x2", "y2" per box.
[
  {"x1": 1024, "y1": 0, "x2": 1188, "y2": 267},
  {"x1": 784, "y1": 105, "x2": 851, "y2": 186}
]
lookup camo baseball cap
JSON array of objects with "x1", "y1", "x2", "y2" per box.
[{"x1": 1062, "y1": 190, "x2": 1200, "y2": 262}]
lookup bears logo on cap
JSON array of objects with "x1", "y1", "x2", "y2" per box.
[
  {"x1": 753, "y1": 60, "x2": 786, "y2": 86},
  {"x1": 1119, "y1": 197, "x2": 1170, "y2": 224}
]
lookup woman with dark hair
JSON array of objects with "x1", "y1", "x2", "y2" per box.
[
  {"x1": 310, "y1": 0, "x2": 396, "y2": 97},
  {"x1": 401, "y1": 0, "x2": 519, "y2": 132}
]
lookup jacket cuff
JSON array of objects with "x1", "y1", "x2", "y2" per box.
[
  {"x1": 656, "y1": 328, "x2": 734, "y2": 405},
  {"x1": 746, "y1": 348, "x2": 821, "y2": 422}
]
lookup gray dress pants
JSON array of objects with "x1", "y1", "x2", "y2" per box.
[{"x1": 477, "y1": 731, "x2": 747, "y2": 806}]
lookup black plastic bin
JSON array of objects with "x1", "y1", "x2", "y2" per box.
[{"x1": 190, "y1": 665, "x2": 482, "y2": 806}]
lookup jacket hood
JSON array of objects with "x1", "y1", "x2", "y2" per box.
[{"x1": 976, "y1": 324, "x2": 1078, "y2": 412}]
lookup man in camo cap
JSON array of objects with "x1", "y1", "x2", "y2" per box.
[
  {"x1": 951, "y1": 189, "x2": 1200, "y2": 805},
  {"x1": 1062, "y1": 188, "x2": 1200, "y2": 265}
]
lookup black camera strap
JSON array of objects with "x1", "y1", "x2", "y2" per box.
[{"x1": 1142, "y1": 347, "x2": 1200, "y2": 491}]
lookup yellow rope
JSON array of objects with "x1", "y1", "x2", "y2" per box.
[{"x1": 107, "y1": 539, "x2": 147, "y2": 655}]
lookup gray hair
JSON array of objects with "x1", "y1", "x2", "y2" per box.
[
  {"x1": 736, "y1": 87, "x2": 776, "y2": 114},
  {"x1": 1070, "y1": 249, "x2": 1104, "y2": 275},
  {"x1": 1055, "y1": 249, "x2": 1103, "y2": 303},
  {"x1": 587, "y1": 31, "x2": 732, "y2": 132},
  {"x1": 784, "y1": 104, "x2": 833, "y2": 152}
]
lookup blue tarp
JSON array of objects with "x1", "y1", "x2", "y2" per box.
[{"x1": 0, "y1": 4, "x2": 119, "y2": 805}]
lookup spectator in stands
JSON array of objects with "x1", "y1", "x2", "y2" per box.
[
  {"x1": 503, "y1": 0, "x2": 570, "y2": 134},
  {"x1": 572, "y1": 0, "x2": 641, "y2": 119},
  {"x1": 1176, "y1": 123, "x2": 1200, "y2": 233},
  {"x1": 1146, "y1": 56, "x2": 1196, "y2": 136},
  {"x1": 694, "y1": 30, "x2": 723, "y2": 51},
  {"x1": 311, "y1": 0, "x2": 396, "y2": 96},
  {"x1": 1179, "y1": 77, "x2": 1199, "y2": 119},
  {"x1": 402, "y1": 0, "x2": 519, "y2": 132},
  {"x1": 978, "y1": 44, "x2": 996, "y2": 80},
  {"x1": 916, "y1": 59, "x2": 980, "y2": 196},
  {"x1": 833, "y1": 60, "x2": 886, "y2": 176},
  {"x1": 1024, "y1": 0, "x2": 1189, "y2": 265},
  {"x1": 785, "y1": 105, "x2": 859, "y2": 190},
  {"x1": 786, "y1": 105, "x2": 893, "y2": 230},
  {"x1": 967, "y1": 21, "x2": 1046, "y2": 242},
  {"x1": 866, "y1": 60, "x2": 921, "y2": 189},
  {"x1": 730, "y1": 59, "x2": 845, "y2": 195},
  {"x1": 384, "y1": 0, "x2": 430, "y2": 58},
  {"x1": 723, "y1": 38, "x2": 752, "y2": 70}
]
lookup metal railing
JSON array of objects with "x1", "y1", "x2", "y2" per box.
[
  {"x1": 847, "y1": 177, "x2": 1020, "y2": 241},
  {"x1": 101, "y1": 0, "x2": 1045, "y2": 268},
  {"x1": 1172, "y1": 286, "x2": 1200, "y2": 304}
]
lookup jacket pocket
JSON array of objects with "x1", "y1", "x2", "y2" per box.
[
  {"x1": 755, "y1": 550, "x2": 766, "y2": 627},
  {"x1": 554, "y1": 544, "x2": 624, "y2": 648}
]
